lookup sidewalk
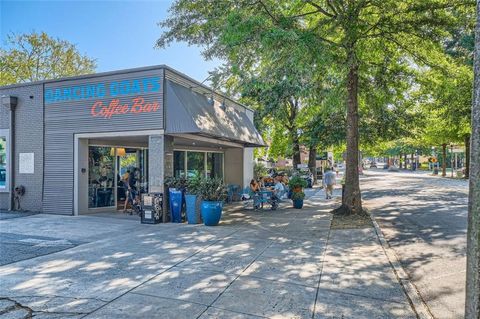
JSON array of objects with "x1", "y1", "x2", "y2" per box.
[
  {"x1": 307, "y1": 190, "x2": 417, "y2": 318},
  {"x1": 0, "y1": 189, "x2": 417, "y2": 318}
]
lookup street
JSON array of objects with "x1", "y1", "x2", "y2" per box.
[{"x1": 362, "y1": 169, "x2": 469, "y2": 319}]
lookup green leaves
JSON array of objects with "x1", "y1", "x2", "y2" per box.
[
  {"x1": 157, "y1": 0, "x2": 475, "y2": 160},
  {"x1": 198, "y1": 177, "x2": 227, "y2": 202},
  {"x1": 0, "y1": 32, "x2": 96, "y2": 85},
  {"x1": 288, "y1": 175, "x2": 308, "y2": 189}
]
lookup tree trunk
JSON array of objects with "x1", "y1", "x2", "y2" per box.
[
  {"x1": 292, "y1": 131, "x2": 301, "y2": 168},
  {"x1": 411, "y1": 153, "x2": 414, "y2": 171},
  {"x1": 340, "y1": 56, "x2": 362, "y2": 214},
  {"x1": 465, "y1": 134, "x2": 471, "y2": 179},
  {"x1": 308, "y1": 146, "x2": 317, "y2": 183},
  {"x1": 465, "y1": 4, "x2": 480, "y2": 317},
  {"x1": 442, "y1": 143, "x2": 447, "y2": 177},
  {"x1": 404, "y1": 153, "x2": 408, "y2": 169},
  {"x1": 399, "y1": 153, "x2": 403, "y2": 169}
]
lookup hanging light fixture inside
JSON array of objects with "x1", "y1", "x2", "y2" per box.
[
  {"x1": 110, "y1": 147, "x2": 126, "y2": 156},
  {"x1": 117, "y1": 148, "x2": 126, "y2": 156}
]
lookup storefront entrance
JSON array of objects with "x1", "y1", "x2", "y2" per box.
[
  {"x1": 88, "y1": 146, "x2": 148, "y2": 211},
  {"x1": 74, "y1": 131, "x2": 157, "y2": 215}
]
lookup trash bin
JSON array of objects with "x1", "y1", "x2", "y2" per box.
[{"x1": 141, "y1": 193, "x2": 163, "y2": 224}]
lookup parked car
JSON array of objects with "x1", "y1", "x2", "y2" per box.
[{"x1": 376, "y1": 162, "x2": 386, "y2": 169}]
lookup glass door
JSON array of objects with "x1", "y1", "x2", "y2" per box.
[
  {"x1": 88, "y1": 146, "x2": 115, "y2": 209},
  {"x1": 116, "y1": 148, "x2": 148, "y2": 209}
]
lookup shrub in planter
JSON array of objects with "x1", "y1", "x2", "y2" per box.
[
  {"x1": 288, "y1": 175, "x2": 307, "y2": 192},
  {"x1": 199, "y1": 178, "x2": 227, "y2": 226},
  {"x1": 291, "y1": 190, "x2": 305, "y2": 209},
  {"x1": 185, "y1": 175, "x2": 203, "y2": 224}
]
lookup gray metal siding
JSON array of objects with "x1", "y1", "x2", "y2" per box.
[
  {"x1": 43, "y1": 68, "x2": 164, "y2": 214},
  {"x1": 0, "y1": 104, "x2": 9, "y2": 129},
  {"x1": 165, "y1": 80, "x2": 265, "y2": 146},
  {"x1": 164, "y1": 69, "x2": 247, "y2": 114},
  {"x1": 0, "y1": 84, "x2": 44, "y2": 212}
]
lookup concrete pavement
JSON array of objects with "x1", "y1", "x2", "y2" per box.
[
  {"x1": 362, "y1": 169, "x2": 469, "y2": 319},
  {"x1": 0, "y1": 189, "x2": 416, "y2": 318}
]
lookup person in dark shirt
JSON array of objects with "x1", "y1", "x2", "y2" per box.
[
  {"x1": 128, "y1": 168, "x2": 138, "y2": 190},
  {"x1": 124, "y1": 168, "x2": 138, "y2": 213}
]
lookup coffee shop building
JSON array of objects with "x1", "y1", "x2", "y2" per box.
[{"x1": 0, "y1": 65, "x2": 264, "y2": 215}]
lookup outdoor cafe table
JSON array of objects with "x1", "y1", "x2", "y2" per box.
[{"x1": 257, "y1": 188, "x2": 273, "y2": 209}]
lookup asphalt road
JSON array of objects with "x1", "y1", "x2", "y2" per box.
[{"x1": 361, "y1": 169, "x2": 469, "y2": 319}]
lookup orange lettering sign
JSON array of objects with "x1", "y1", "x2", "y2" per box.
[{"x1": 90, "y1": 96, "x2": 160, "y2": 119}]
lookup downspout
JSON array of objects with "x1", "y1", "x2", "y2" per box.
[{"x1": 1, "y1": 96, "x2": 17, "y2": 211}]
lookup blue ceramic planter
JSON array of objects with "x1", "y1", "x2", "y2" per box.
[
  {"x1": 201, "y1": 201, "x2": 223, "y2": 226},
  {"x1": 293, "y1": 199, "x2": 304, "y2": 209},
  {"x1": 185, "y1": 194, "x2": 200, "y2": 224},
  {"x1": 169, "y1": 189, "x2": 183, "y2": 223}
]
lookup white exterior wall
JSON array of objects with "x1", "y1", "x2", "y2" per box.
[{"x1": 224, "y1": 148, "x2": 244, "y2": 187}]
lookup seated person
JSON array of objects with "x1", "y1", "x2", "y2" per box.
[
  {"x1": 250, "y1": 179, "x2": 261, "y2": 209},
  {"x1": 272, "y1": 176, "x2": 285, "y2": 200},
  {"x1": 280, "y1": 174, "x2": 289, "y2": 194},
  {"x1": 250, "y1": 179, "x2": 260, "y2": 193}
]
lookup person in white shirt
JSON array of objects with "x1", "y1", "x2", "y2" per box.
[{"x1": 323, "y1": 167, "x2": 337, "y2": 199}]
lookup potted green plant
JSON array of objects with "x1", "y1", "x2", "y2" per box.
[
  {"x1": 288, "y1": 175, "x2": 307, "y2": 208},
  {"x1": 288, "y1": 175, "x2": 307, "y2": 192},
  {"x1": 185, "y1": 174, "x2": 203, "y2": 224},
  {"x1": 291, "y1": 190, "x2": 305, "y2": 209},
  {"x1": 199, "y1": 177, "x2": 227, "y2": 226}
]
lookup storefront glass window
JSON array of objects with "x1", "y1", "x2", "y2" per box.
[
  {"x1": 174, "y1": 151, "x2": 185, "y2": 177},
  {"x1": 0, "y1": 136, "x2": 7, "y2": 190},
  {"x1": 174, "y1": 150, "x2": 224, "y2": 179},
  {"x1": 88, "y1": 146, "x2": 115, "y2": 208},
  {"x1": 207, "y1": 152, "x2": 223, "y2": 179},
  {"x1": 187, "y1": 152, "x2": 205, "y2": 178}
]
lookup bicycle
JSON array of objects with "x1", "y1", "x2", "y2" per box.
[{"x1": 124, "y1": 188, "x2": 142, "y2": 216}]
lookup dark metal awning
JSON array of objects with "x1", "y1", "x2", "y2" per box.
[{"x1": 165, "y1": 80, "x2": 265, "y2": 147}]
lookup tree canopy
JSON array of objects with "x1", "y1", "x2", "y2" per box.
[
  {"x1": 158, "y1": 0, "x2": 475, "y2": 214},
  {"x1": 0, "y1": 31, "x2": 96, "y2": 85}
]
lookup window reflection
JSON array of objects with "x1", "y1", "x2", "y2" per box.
[
  {"x1": 88, "y1": 146, "x2": 115, "y2": 208},
  {"x1": 207, "y1": 152, "x2": 223, "y2": 179},
  {"x1": 187, "y1": 152, "x2": 205, "y2": 178},
  {"x1": 0, "y1": 137, "x2": 6, "y2": 190},
  {"x1": 174, "y1": 150, "x2": 224, "y2": 180},
  {"x1": 174, "y1": 151, "x2": 185, "y2": 177}
]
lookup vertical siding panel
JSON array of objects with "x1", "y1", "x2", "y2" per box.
[{"x1": 43, "y1": 68, "x2": 164, "y2": 214}]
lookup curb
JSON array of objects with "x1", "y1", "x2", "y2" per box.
[{"x1": 370, "y1": 217, "x2": 434, "y2": 319}]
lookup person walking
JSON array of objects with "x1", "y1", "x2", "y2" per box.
[{"x1": 323, "y1": 167, "x2": 336, "y2": 199}]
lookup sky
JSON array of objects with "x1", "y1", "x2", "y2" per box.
[{"x1": 0, "y1": 0, "x2": 222, "y2": 82}]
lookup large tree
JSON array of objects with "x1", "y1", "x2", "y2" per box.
[
  {"x1": 235, "y1": 58, "x2": 318, "y2": 168},
  {"x1": 465, "y1": 2, "x2": 480, "y2": 317},
  {"x1": 0, "y1": 31, "x2": 96, "y2": 85},
  {"x1": 158, "y1": 0, "x2": 473, "y2": 214}
]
